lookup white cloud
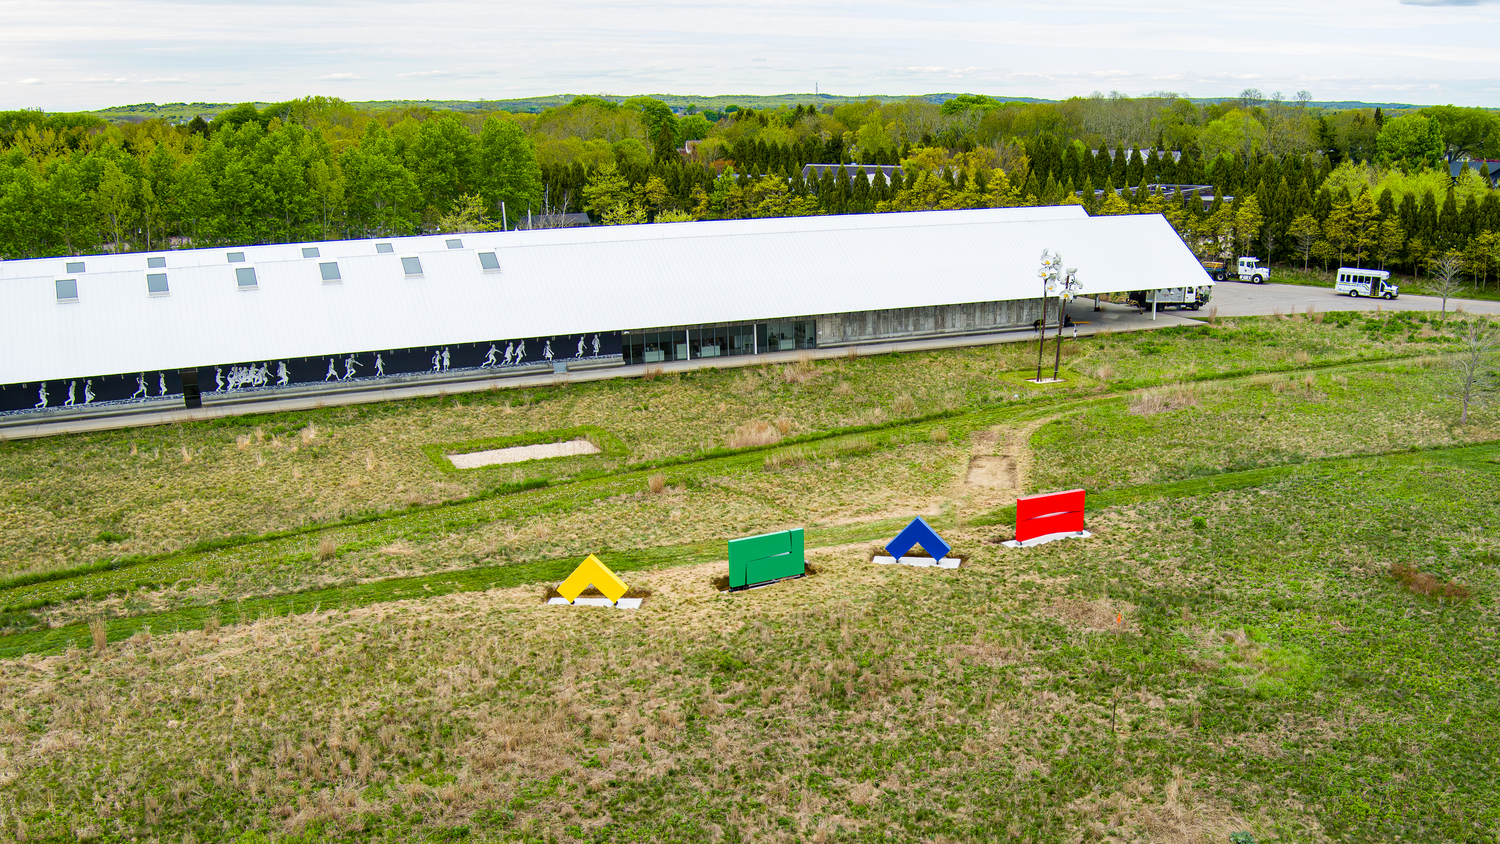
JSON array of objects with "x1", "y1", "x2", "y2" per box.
[
  {"x1": 1, "y1": 0, "x2": 1499, "y2": 109},
  {"x1": 18, "y1": 78, "x2": 41, "y2": 85}
]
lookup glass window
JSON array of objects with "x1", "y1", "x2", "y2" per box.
[
  {"x1": 66, "y1": 261, "x2": 85, "y2": 273},
  {"x1": 401, "y1": 256, "x2": 423, "y2": 276},
  {"x1": 478, "y1": 251, "x2": 500, "y2": 271},
  {"x1": 376, "y1": 243, "x2": 394, "y2": 253},
  {"x1": 147, "y1": 256, "x2": 167, "y2": 269},
  {"x1": 446, "y1": 238, "x2": 463, "y2": 249},
  {"x1": 319, "y1": 262, "x2": 341, "y2": 282},
  {"x1": 146, "y1": 273, "x2": 169, "y2": 294},
  {"x1": 235, "y1": 267, "x2": 258, "y2": 288},
  {"x1": 302, "y1": 246, "x2": 321, "y2": 258},
  {"x1": 55, "y1": 279, "x2": 78, "y2": 301},
  {"x1": 227, "y1": 251, "x2": 246, "y2": 263}
]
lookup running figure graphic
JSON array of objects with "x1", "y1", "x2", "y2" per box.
[
  {"x1": 374, "y1": 354, "x2": 385, "y2": 377},
  {"x1": 543, "y1": 341, "x2": 554, "y2": 361},
  {"x1": 325, "y1": 359, "x2": 338, "y2": 381},
  {"x1": 132, "y1": 375, "x2": 148, "y2": 399},
  {"x1": 482, "y1": 344, "x2": 499, "y2": 367},
  {"x1": 276, "y1": 362, "x2": 290, "y2": 386},
  {"x1": 343, "y1": 354, "x2": 360, "y2": 380},
  {"x1": 64, "y1": 381, "x2": 76, "y2": 406},
  {"x1": 34, "y1": 384, "x2": 48, "y2": 408},
  {"x1": 84, "y1": 380, "x2": 95, "y2": 404},
  {"x1": 159, "y1": 373, "x2": 168, "y2": 396}
]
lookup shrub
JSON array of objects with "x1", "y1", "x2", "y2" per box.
[{"x1": 647, "y1": 473, "x2": 666, "y2": 494}]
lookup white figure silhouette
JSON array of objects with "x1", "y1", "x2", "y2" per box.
[
  {"x1": 276, "y1": 362, "x2": 289, "y2": 386},
  {"x1": 214, "y1": 367, "x2": 224, "y2": 392},
  {"x1": 325, "y1": 359, "x2": 338, "y2": 381},
  {"x1": 374, "y1": 354, "x2": 385, "y2": 377},
  {"x1": 442, "y1": 349, "x2": 450, "y2": 371},
  {"x1": 576, "y1": 337, "x2": 586, "y2": 358},
  {"x1": 343, "y1": 354, "x2": 360, "y2": 380},
  {"x1": 84, "y1": 380, "x2": 95, "y2": 404},
  {"x1": 256, "y1": 363, "x2": 269, "y2": 386},
  {"x1": 543, "y1": 341, "x2": 554, "y2": 361},
  {"x1": 159, "y1": 373, "x2": 168, "y2": 396},
  {"x1": 431, "y1": 351, "x2": 442, "y2": 372},
  {"x1": 592, "y1": 334, "x2": 601, "y2": 356},
  {"x1": 516, "y1": 339, "x2": 526, "y2": 361},
  {"x1": 132, "y1": 375, "x2": 148, "y2": 399},
  {"x1": 64, "y1": 381, "x2": 76, "y2": 406},
  {"x1": 35, "y1": 384, "x2": 48, "y2": 408},
  {"x1": 502, "y1": 342, "x2": 514, "y2": 366},
  {"x1": 482, "y1": 344, "x2": 499, "y2": 367}
]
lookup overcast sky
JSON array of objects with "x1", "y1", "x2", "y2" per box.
[{"x1": 3, "y1": 0, "x2": 1499, "y2": 111}]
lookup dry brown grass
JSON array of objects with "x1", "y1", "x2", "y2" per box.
[
  {"x1": 88, "y1": 617, "x2": 107, "y2": 652},
  {"x1": 892, "y1": 394, "x2": 917, "y2": 415},
  {"x1": 929, "y1": 427, "x2": 949, "y2": 443},
  {"x1": 1292, "y1": 350, "x2": 1310, "y2": 365},
  {"x1": 316, "y1": 538, "x2": 336, "y2": 562},
  {"x1": 782, "y1": 352, "x2": 818, "y2": 384},
  {"x1": 1207, "y1": 306, "x2": 1219, "y2": 325},
  {"x1": 775, "y1": 416, "x2": 794, "y2": 435},
  {"x1": 1127, "y1": 384, "x2": 1200, "y2": 416},
  {"x1": 1093, "y1": 363, "x2": 1116, "y2": 382},
  {"x1": 727, "y1": 420, "x2": 782, "y2": 449},
  {"x1": 1389, "y1": 563, "x2": 1471, "y2": 601},
  {"x1": 647, "y1": 473, "x2": 667, "y2": 494},
  {"x1": 642, "y1": 365, "x2": 665, "y2": 381}
]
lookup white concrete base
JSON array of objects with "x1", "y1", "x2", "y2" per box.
[
  {"x1": 547, "y1": 597, "x2": 643, "y2": 609},
  {"x1": 1026, "y1": 378, "x2": 1065, "y2": 384},
  {"x1": 1001, "y1": 530, "x2": 1091, "y2": 548},
  {"x1": 872, "y1": 555, "x2": 962, "y2": 569}
]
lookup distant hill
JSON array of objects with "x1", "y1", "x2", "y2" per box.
[{"x1": 81, "y1": 94, "x2": 1441, "y2": 124}]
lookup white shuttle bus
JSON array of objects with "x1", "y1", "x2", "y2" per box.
[{"x1": 1335, "y1": 267, "x2": 1398, "y2": 299}]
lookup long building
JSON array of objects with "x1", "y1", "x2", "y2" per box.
[{"x1": 0, "y1": 206, "x2": 1208, "y2": 417}]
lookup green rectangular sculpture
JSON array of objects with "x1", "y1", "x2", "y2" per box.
[{"x1": 728, "y1": 528, "x2": 805, "y2": 590}]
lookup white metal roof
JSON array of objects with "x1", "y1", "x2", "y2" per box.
[{"x1": 0, "y1": 206, "x2": 1206, "y2": 383}]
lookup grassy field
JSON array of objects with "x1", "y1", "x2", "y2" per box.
[{"x1": 0, "y1": 313, "x2": 1496, "y2": 843}]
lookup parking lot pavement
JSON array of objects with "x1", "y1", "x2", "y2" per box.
[{"x1": 1204, "y1": 280, "x2": 1500, "y2": 318}]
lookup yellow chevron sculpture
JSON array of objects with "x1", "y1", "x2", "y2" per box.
[{"x1": 556, "y1": 554, "x2": 629, "y2": 604}]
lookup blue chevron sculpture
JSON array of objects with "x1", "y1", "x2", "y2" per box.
[{"x1": 886, "y1": 516, "x2": 952, "y2": 563}]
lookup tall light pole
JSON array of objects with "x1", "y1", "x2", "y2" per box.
[
  {"x1": 1052, "y1": 267, "x2": 1080, "y2": 381},
  {"x1": 1034, "y1": 250, "x2": 1062, "y2": 383}
]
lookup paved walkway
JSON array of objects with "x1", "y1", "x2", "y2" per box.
[{"x1": 1204, "y1": 280, "x2": 1500, "y2": 317}]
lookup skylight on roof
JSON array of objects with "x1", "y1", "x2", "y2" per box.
[
  {"x1": 302, "y1": 246, "x2": 321, "y2": 258},
  {"x1": 55, "y1": 279, "x2": 78, "y2": 302},
  {"x1": 66, "y1": 261, "x2": 85, "y2": 274},
  {"x1": 478, "y1": 251, "x2": 501, "y2": 271},
  {"x1": 401, "y1": 256, "x2": 423, "y2": 276},
  {"x1": 319, "y1": 262, "x2": 341, "y2": 282},
  {"x1": 446, "y1": 238, "x2": 463, "y2": 249},
  {"x1": 376, "y1": 243, "x2": 394, "y2": 254},
  {"x1": 147, "y1": 256, "x2": 167, "y2": 269},
  {"x1": 235, "y1": 267, "x2": 258, "y2": 289},
  {"x1": 146, "y1": 273, "x2": 169, "y2": 295},
  {"x1": 227, "y1": 252, "x2": 246, "y2": 263}
]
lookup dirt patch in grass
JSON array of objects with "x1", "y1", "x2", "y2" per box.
[
  {"x1": 965, "y1": 455, "x2": 1016, "y2": 488},
  {"x1": 1389, "y1": 563, "x2": 1472, "y2": 601},
  {"x1": 1044, "y1": 597, "x2": 1137, "y2": 632}
]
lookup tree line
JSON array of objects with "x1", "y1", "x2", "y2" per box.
[{"x1": 2, "y1": 92, "x2": 1499, "y2": 288}]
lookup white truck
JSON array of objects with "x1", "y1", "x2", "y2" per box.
[
  {"x1": 1202, "y1": 257, "x2": 1270, "y2": 283},
  {"x1": 1127, "y1": 285, "x2": 1213, "y2": 311},
  {"x1": 1335, "y1": 267, "x2": 1398, "y2": 300}
]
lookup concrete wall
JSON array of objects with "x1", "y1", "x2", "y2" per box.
[{"x1": 813, "y1": 299, "x2": 1043, "y2": 346}]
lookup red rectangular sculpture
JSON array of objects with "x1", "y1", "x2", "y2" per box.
[{"x1": 1015, "y1": 489, "x2": 1086, "y2": 542}]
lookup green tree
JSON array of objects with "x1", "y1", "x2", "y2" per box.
[
  {"x1": 475, "y1": 117, "x2": 543, "y2": 227},
  {"x1": 341, "y1": 124, "x2": 421, "y2": 238},
  {"x1": 1377, "y1": 114, "x2": 1444, "y2": 171},
  {"x1": 1419, "y1": 105, "x2": 1500, "y2": 163},
  {"x1": 1289, "y1": 213, "x2": 1320, "y2": 271}
]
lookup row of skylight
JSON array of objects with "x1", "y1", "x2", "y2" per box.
[
  {"x1": 56, "y1": 237, "x2": 474, "y2": 276},
  {"x1": 54, "y1": 250, "x2": 501, "y2": 301}
]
